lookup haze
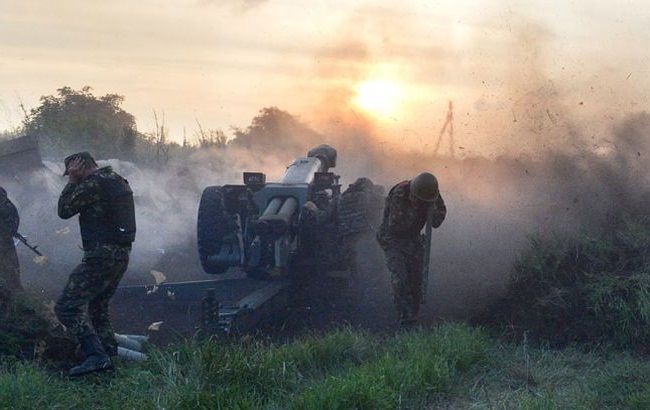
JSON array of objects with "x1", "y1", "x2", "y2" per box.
[{"x1": 1, "y1": 0, "x2": 648, "y2": 156}]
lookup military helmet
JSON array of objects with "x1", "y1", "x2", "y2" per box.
[{"x1": 409, "y1": 172, "x2": 439, "y2": 202}]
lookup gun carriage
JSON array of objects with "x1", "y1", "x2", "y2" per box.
[{"x1": 114, "y1": 145, "x2": 352, "y2": 337}]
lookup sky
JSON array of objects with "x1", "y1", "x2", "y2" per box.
[{"x1": 1, "y1": 0, "x2": 649, "y2": 155}]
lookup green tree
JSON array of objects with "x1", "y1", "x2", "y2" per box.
[
  {"x1": 231, "y1": 107, "x2": 323, "y2": 156},
  {"x1": 23, "y1": 86, "x2": 140, "y2": 159}
]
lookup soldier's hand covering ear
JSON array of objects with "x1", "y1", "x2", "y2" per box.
[{"x1": 67, "y1": 157, "x2": 86, "y2": 184}]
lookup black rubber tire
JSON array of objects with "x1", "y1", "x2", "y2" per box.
[{"x1": 197, "y1": 186, "x2": 229, "y2": 274}]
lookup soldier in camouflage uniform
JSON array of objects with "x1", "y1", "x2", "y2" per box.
[
  {"x1": 377, "y1": 172, "x2": 446, "y2": 328},
  {"x1": 337, "y1": 178, "x2": 384, "y2": 275},
  {"x1": 55, "y1": 152, "x2": 136, "y2": 376},
  {"x1": 0, "y1": 187, "x2": 22, "y2": 296}
]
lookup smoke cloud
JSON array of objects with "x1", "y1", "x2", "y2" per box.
[
  {"x1": 4, "y1": 108, "x2": 648, "y2": 328},
  {"x1": 2, "y1": 8, "x2": 648, "y2": 331},
  {"x1": 284, "y1": 11, "x2": 650, "y2": 325}
]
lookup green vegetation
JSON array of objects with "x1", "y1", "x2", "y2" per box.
[
  {"x1": 1, "y1": 324, "x2": 649, "y2": 409},
  {"x1": 0, "y1": 324, "x2": 487, "y2": 409},
  {"x1": 0, "y1": 293, "x2": 76, "y2": 364},
  {"x1": 23, "y1": 86, "x2": 141, "y2": 160},
  {"x1": 0, "y1": 293, "x2": 50, "y2": 357},
  {"x1": 6, "y1": 86, "x2": 323, "y2": 166},
  {"x1": 445, "y1": 338, "x2": 650, "y2": 409},
  {"x1": 480, "y1": 218, "x2": 650, "y2": 351}
]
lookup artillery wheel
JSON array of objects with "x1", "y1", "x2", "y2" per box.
[{"x1": 197, "y1": 186, "x2": 230, "y2": 274}]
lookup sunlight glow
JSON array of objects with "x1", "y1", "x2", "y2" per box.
[{"x1": 353, "y1": 79, "x2": 403, "y2": 118}]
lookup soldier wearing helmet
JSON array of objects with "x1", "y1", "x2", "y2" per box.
[{"x1": 377, "y1": 172, "x2": 446, "y2": 328}]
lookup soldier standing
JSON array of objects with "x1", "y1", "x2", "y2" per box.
[
  {"x1": 0, "y1": 187, "x2": 22, "y2": 296},
  {"x1": 55, "y1": 152, "x2": 136, "y2": 376},
  {"x1": 377, "y1": 172, "x2": 446, "y2": 328}
]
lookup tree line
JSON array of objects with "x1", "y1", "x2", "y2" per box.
[{"x1": 2, "y1": 86, "x2": 323, "y2": 167}]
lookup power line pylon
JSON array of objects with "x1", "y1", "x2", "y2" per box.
[{"x1": 433, "y1": 101, "x2": 454, "y2": 158}]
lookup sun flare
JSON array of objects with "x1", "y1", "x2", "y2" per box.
[{"x1": 353, "y1": 79, "x2": 403, "y2": 118}]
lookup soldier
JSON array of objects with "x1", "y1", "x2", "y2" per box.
[
  {"x1": 0, "y1": 187, "x2": 22, "y2": 296},
  {"x1": 55, "y1": 152, "x2": 136, "y2": 376},
  {"x1": 337, "y1": 177, "x2": 384, "y2": 274},
  {"x1": 377, "y1": 172, "x2": 446, "y2": 328},
  {"x1": 301, "y1": 190, "x2": 337, "y2": 274}
]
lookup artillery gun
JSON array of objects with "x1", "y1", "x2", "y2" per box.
[
  {"x1": 113, "y1": 145, "x2": 361, "y2": 337},
  {"x1": 197, "y1": 144, "x2": 340, "y2": 279}
]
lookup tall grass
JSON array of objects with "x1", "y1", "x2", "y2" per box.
[
  {"x1": 2, "y1": 323, "x2": 650, "y2": 408},
  {"x1": 440, "y1": 338, "x2": 650, "y2": 409},
  {"x1": 5, "y1": 325, "x2": 650, "y2": 410},
  {"x1": 0, "y1": 324, "x2": 489, "y2": 409},
  {"x1": 479, "y1": 218, "x2": 650, "y2": 350}
]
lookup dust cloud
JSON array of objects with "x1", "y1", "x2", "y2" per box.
[
  {"x1": 4, "y1": 109, "x2": 647, "y2": 327},
  {"x1": 0, "y1": 148, "x2": 289, "y2": 297},
  {"x1": 2, "y1": 11, "x2": 649, "y2": 329},
  {"x1": 291, "y1": 12, "x2": 650, "y2": 324}
]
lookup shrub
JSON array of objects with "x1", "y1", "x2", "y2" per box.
[{"x1": 478, "y1": 218, "x2": 650, "y2": 351}]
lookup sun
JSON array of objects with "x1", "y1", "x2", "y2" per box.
[{"x1": 353, "y1": 79, "x2": 403, "y2": 118}]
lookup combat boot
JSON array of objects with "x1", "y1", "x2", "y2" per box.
[{"x1": 69, "y1": 334, "x2": 114, "y2": 377}]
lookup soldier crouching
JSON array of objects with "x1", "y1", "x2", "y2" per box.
[
  {"x1": 377, "y1": 172, "x2": 446, "y2": 328},
  {"x1": 55, "y1": 152, "x2": 136, "y2": 376}
]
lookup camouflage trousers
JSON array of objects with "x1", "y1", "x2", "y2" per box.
[
  {"x1": 55, "y1": 256, "x2": 129, "y2": 354},
  {"x1": 381, "y1": 240, "x2": 424, "y2": 326},
  {"x1": 0, "y1": 243, "x2": 22, "y2": 294}
]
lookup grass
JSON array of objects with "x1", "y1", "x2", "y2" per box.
[
  {"x1": 0, "y1": 324, "x2": 490, "y2": 409},
  {"x1": 1, "y1": 324, "x2": 649, "y2": 409},
  {"x1": 478, "y1": 218, "x2": 650, "y2": 351},
  {"x1": 444, "y1": 338, "x2": 650, "y2": 409}
]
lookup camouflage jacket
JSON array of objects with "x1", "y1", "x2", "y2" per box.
[
  {"x1": 0, "y1": 187, "x2": 19, "y2": 244},
  {"x1": 377, "y1": 180, "x2": 446, "y2": 247},
  {"x1": 58, "y1": 166, "x2": 131, "y2": 260},
  {"x1": 337, "y1": 181, "x2": 384, "y2": 237}
]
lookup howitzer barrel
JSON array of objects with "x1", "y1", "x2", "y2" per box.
[
  {"x1": 279, "y1": 144, "x2": 337, "y2": 184},
  {"x1": 256, "y1": 197, "x2": 298, "y2": 238},
  {"x1": 282, "y1": 157, "x2": 324, "y2": 184},
  {"x1": 262, "y1": 198, "x2": 284, "y2": 216},
  {"x1": 278, "y1": 197, "x2": 299, "y2": 217}
]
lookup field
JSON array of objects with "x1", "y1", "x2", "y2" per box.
[{"x1": 0, "y1": 323, "x2": 649, "y2": 409}]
